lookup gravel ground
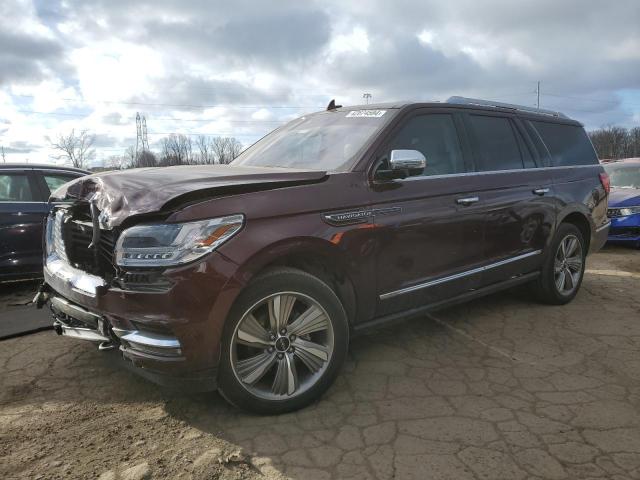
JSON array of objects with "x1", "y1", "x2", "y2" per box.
[{"x1": 1, "y1": 245, "x2": 640, "y2": 480}]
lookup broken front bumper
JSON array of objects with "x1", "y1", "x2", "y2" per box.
[{"x1": 48, "y1": 294, "x2": 182, "y2": 357}]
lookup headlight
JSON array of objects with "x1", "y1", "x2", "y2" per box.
[
  {"x1": 115, "y1": 214, "x2": 244, "y2": 267},
  {"x1": 618, "y1": 206, "x2": 640, "y2": 217}
]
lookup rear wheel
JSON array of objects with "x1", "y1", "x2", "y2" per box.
[
  {"x1": 533, "y1": 223, "x2": 586, "y2": 305},
  {"x1": 218, "y1": 268, "x2": 349, "y2": 414}
]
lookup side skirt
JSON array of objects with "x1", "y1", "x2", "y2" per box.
[{"x1": 352, "y1": 271, "x2": 540, "y2": 336}]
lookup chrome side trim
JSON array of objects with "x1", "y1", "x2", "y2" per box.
[
  {"x1": 595, "y1": 221, "x2": 611, "y2": 233},
  {"x1": 395, "y1": 164, "x2": 600, "y2": 183},
  {"x1": 120, "y1": 331, "x2": 181, "y2": 349},
  {"x1": 379, "y1": 250, "x2": 543, "y2": 300}
]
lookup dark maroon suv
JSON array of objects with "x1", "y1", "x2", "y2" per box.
[{"x1": 38, "y1": 97, "x2": 610, "y2": 413}]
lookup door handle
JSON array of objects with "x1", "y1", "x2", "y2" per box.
[
  {"x1": 456, "y1": 196, "x2": 479, "y2": 206},
  {"x1": 532, "y1": 188, "x2": 549, "y2": 196}
]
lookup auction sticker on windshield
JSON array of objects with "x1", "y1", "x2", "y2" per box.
[{"x1": 346, "y1": 110, "x2": 387, "y2": 118}]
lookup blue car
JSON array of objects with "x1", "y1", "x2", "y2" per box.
[{"x1": 604, "y1": 159, "x2": 640, "y2": 248}]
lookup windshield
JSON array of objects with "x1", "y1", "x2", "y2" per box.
[
  {"x1": 605, "y1": 164, "x2": 640, "y2": 189},
  {"x1": 232, "y1": 109, "x2": 393, "y2": 171}
]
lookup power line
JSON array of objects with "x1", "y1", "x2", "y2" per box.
[
  {"x1": 12, "y1": 94, "x2": 323, "y2": 110},
  {"x1": 12, "y1": 109, "x2": 286, "y2": 123}
]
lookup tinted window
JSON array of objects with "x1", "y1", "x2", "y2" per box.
[
  {"x1": 514, "y1": 127, "x2": 536, "y2": 168},
  {"x1": 43, "y1": 173, "x2": 78, "y2": 194},
  {"x1": 0, "y1": 173, "x2": 35, "y2": 202},
  {"x1": 387, "y1": 114, "x2": 465, "y2": 176},
  {"x1": 531, "y1": 121, "x2": 598, "y2": 166},
  {"x1": 468, "y1": 115, "x2": 524, "y2": 171}
]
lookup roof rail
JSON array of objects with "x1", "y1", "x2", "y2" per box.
[{"x1": 446, "y1": 96, "x2": 568, "y2": 119}]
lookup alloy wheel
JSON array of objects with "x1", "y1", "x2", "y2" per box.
[
  {"x1": 554, "y1": 234, "x2": 583, "y2": 295},
  {"x1": 230, "y1": 292, "x2": 335, "y2": 400}
]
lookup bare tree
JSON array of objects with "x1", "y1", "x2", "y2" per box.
[
  {"x1": 105, "y1": 154, "x2": 125, "y2": 170},
  {"x1": 589, "y1": 126, "x2": 640, "y2": 160},
  {"x1": 160, "y1": 134, "x2": 193, "y2": 166},
  {"x1": 137, "y1": 150, "x2": 158, "y2": 168},
  {"x1": 49, "y1": 129, "x2": 95, "y2": 168},
  {"x1": 227, "y1": 137, "x2": 243, "y2": 162},
  {"x1": 125, "y1": 146, "x2": 137, "y2": 168},
  {"x1": 195, "y1": 135, "x2": 214, "y2": 164},
  {"x1": 211, "y1": 137, "x2": 243, "y2": 164}
]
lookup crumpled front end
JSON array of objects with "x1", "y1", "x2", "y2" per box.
[{"x1": 40, "y1": 201, "x2": 242, "y2": 391}]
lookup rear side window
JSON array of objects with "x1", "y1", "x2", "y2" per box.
[
  {"x1": 387, "y1": 114, "x2": 465, "y2": 176},
  {"x1": 530, "y1": 121, "x2": 598, "y2": 166},
  {"x1": 468, "y1": 115, "x2": 524, "y2": 171},
  {"x1": 0, "y1": 173, "x2": 35, "y2": 202},
  {"x1": 43, "y1": 173, "x2": 78, "y2": 194}
]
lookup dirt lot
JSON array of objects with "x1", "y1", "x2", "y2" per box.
[{"x1": 2, "y1": 246, "x2": 640, "y2": 480}]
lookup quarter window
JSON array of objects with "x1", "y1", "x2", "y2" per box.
[
  {"x1": 530, "y1": 121, "x2": 598, "y2": 166},
  {"x1": 468, "y1": 115, "x2": 524, "y2": 171},
  {"x1": 0, "y1": 173, "x2": 35, "y2": 202},
  {"x1": 387, "y1": 114, "x2": 465, "y2": 176}
]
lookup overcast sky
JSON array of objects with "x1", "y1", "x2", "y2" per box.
[{"x1": 1, "y1": 0, "x2": 639, "y2": 166}]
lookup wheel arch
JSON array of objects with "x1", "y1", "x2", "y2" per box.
[
  {"x1": 558, "y1": 209, "x2": 592, "y2": 251},
  {"x1": 229, "y1": 237, "x2": 360, "y2": 329}
]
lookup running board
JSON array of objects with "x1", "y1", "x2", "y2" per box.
[{"x1": 353, "y1": 271, "x2": 540, "y2": 335}]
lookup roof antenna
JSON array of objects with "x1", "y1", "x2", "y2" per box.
[{"x1": 326, "y1": 99, "x2": 342, "y2": 111}]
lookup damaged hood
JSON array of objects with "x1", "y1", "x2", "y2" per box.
[{"x1": 51, "y1": 164, "x2": 327, "y2": 227}]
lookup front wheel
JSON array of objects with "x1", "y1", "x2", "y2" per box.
[
  {"x1": 218, "y1": 268, "x2": 349, "y2": 414},
  {"x1": 533, "y1": 223, "x2": 586, "y2": 305}
]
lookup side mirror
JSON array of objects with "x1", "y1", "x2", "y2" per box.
[
  {"x1": 375, "y1": 150, "x2": 426, "y2": 180},
  {"x1": 389, "y1": 149, "x2": 426, "y2": 171}
]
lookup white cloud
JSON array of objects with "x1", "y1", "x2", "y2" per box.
[
  {"x1": 329, "y1": 27, "x2": 370, "y2": 56},
  {"x1": 0, "y1": 0, "x2": 638, "y2": 165},
  {"x1": 70, "y1": 40, "x2": 164, "y2": 103}
]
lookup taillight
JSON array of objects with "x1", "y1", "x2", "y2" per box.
[{"x1": 599, "y1": 172, "x2": 610, "y2": 194}]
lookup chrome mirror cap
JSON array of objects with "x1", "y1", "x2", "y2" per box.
[{"x1": 389, "y1": 150, "x2": 426, "y2": 170}]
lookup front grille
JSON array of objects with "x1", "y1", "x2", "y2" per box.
[{"x1": 51, "y1": 206, "x2": 118, "y2": 277}]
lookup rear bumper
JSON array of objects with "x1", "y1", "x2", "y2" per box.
[
  {"x1": 42, "y1": 250, "x2": 243, "y2": 390},
  {"x1": 590, "y1": 221, "x2": 610, "y2": 253}
]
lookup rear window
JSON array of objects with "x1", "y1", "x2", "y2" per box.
[
  {"x1": 531, "y1": 121, "x2": 598, "y2": 167},
  {"x1": 468, "y1": 115, "x2": 524, "y2": 171}
]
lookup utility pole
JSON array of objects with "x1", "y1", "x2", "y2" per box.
[
  {"x1": 363, "y1": 93, "x2": 372, "y2": 105},
  {"x1": 1, "y1": 146, "x2": 5, "y2": 163},
  {"x1": 536, "y1": 81, "x2": 540, "y2": 109}
]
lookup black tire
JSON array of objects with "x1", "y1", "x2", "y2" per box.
[
  {"x1": 217, "y1": 267, "x2": 349, "y2": 414},
  {"x1": 532, "y1": 223, "x2": 587, "y2": 305}
]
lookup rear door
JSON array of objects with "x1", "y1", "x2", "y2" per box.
[
  {"x1": 526, "y1": 120, "x2": 608, "y2": 247},
  {"x1": 461, "y1": 111, "x2": 556, "y2": 285},
  {"x1": 0, "y1": 169, "x2": 49, "y2": 278},
  {"x1": 369, "y1": 108, "x2": 486, "y2": 316}
]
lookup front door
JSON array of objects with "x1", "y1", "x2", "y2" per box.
[{"x1": 369, "y1": 110, "x2": 485, "y2": 317}]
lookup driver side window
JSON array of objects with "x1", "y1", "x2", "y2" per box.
[{"x1": 388, "y1": 114, "x2": 465, "y2": 177}]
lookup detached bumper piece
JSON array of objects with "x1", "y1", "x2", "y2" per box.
[
  {"x1": 49, "y1": 295, "x2": 182, "y2": 360},
  {"x1": 113, "y1": 328, "x2": 183, "y2": 360},
  {"x1": 51, "y1": 295, "x2": 111, "y2": 343}
]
